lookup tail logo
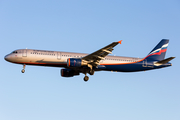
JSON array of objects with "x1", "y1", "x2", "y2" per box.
[{"x1": 148, "y1": 43, "x2": 168, "y2": 57}]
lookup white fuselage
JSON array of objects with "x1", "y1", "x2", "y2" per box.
[{"x1": 5, "y1": 49, "x2": 142, "y2": 67}]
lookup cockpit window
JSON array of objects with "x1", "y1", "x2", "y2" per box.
[{"x1": 12, "y1": 51, "x2": 18, "y2": 54}]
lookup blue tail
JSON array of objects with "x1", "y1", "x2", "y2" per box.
[{"x1": 145, "y1": 39, "x2": 169, "y2": 61}]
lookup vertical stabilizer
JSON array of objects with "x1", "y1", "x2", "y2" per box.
[{"x1": 145, "y1": 39, "x2": 169, "y2": 61}]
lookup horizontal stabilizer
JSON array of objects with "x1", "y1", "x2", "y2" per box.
[{"x1": 154, "y1": 57, "x2": 175, "y2": 66}]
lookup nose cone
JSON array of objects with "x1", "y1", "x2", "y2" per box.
[{"x1": 4, "y1": 55, "x2": 10, "y2": 62}]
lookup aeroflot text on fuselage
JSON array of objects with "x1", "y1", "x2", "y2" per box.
[{"x1": 4, "y1": 39, "x2": 175, "y2": 82}]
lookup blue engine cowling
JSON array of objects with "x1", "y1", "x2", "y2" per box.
[
  {"x1": 61, "y1": 69, "x2": 80, "y2": 77},
  {"x1": 67, "y1": 58, "x2": 82, "y2": 67}
]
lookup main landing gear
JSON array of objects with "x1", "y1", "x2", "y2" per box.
[
  {"x1": 89, "y1": 69, "x2": 94, "y2": 75},
  {"x1": 21, "y1": 64, "x2": 26, "y2": 73},
  {"x1": 83, "y1": 69, "x2": 94, "y2": 82}
]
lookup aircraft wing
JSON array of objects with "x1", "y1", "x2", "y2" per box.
[{"x1": 82, "y1": 40, "x2": 122, "y2": 67}]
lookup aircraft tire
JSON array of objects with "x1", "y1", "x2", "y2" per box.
[
  {"x1": 21, "y1": 69, "x2": 25, "y2": 73},
  {"x1": 84, "y1": 76, "x2": 89, "y2": 82}
]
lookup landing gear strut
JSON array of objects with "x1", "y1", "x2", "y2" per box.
[
  {"x1": 89, "y1": 69, "x2": 94, "y2": 75},
  {"x1": 83, "y1": 66, "x2": 95, "y2": 81},
  {"x1": 21, "y1": 64, "x2": 26, "y2": 73}
]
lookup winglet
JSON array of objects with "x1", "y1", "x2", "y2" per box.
[{"x1": 118, "y1": 40, "x2": 122, "y2": 44}]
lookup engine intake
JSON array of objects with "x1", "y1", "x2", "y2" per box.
[
  {"x1": 67, "y1": 58, "x2": 87, "y2": 67},
  {"x1": 61, "y1": 69, "x2": 80, "y2": 77}
]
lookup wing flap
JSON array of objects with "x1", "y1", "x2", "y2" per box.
[{"x1": 82, "y1": 40, "x2": 122, "y2": 66}]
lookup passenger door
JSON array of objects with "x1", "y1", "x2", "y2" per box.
[
  {"x1": 57, "y1": 52, "x2": 61, "y2": 60},
  {"x1": 22, "y1": 50, "x2": 27, "y2": 57}
]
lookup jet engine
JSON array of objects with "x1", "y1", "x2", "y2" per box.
[
  {"x1": 67, "y1": 58, "x2": 87, "y2": 67},
  {"x1": 61, "y1": 69, "x2": 80, "y2": 77}
]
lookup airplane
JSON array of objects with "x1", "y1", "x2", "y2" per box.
[{"x1": 4, "y1": 39, "x2": 175, "y2": 82}]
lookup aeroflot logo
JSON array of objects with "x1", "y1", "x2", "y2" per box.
[{"x1": 149, "y1": 43, "x2": 168, "y2": 55}]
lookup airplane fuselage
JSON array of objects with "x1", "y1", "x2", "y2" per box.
[{"x1": 5, "y1": 49, "x2": 171, "y2": 72}]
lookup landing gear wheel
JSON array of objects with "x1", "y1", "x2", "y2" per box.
[
  {"x1": 84, "y1": 76, "x2": 89, "y2": 82},
  {"x1": 21, "y1": 69, "x2": 25, "y2": 73}
]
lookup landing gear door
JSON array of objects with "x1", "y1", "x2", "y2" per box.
[
  {"x1": 22, "y1": 50, "x2": 27, "y2": 57},
  {"x1": 57, "y1": 52, "x2": 61, "y2": 60}
]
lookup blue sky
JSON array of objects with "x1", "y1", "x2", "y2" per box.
[{"x1": 0, "y1": 0, "x2": 180, "y2": 120}]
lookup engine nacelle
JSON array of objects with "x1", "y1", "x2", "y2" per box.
[
  {"x1": 61, "y1": 69, "x2": 80, "y2": 77},
  {"x1": 67, "y1": 58, "x2": 87, "y2": 67}
]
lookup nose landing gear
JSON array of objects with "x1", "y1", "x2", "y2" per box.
[{"x1": 21, "y1": 64, "x2": 26, "y2": 73}]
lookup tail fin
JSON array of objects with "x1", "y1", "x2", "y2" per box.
[{"x1": 145, "y1": 39, "x2": 169, "y2": 61}]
